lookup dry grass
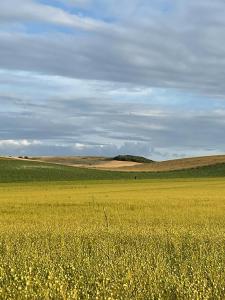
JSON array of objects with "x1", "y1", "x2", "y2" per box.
[
  {"x1": 23, "y1": 155, "x2": 225, "y2": 172},
  {"x1": 92, "y1": 160, "x2": 141, "y2": 169},
  {"x1": 118, "y1": 155, "x2": 225, "y2": 172},
  {"x1": 30, "y1": 156, "x2": 110, "y2": 166}
]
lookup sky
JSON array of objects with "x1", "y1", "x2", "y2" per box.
[{"x1": 1, "y1": 0, "x2": 225, "y2": 160}]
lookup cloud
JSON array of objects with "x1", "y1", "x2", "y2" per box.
[
  {"x1": 0, "y1": 139, "x2": 42, "y2": 151},
  {"x1": 1, "y1": 1, "x2": 225, "y2": 158},
  {"x1": 1, "y1": 0, "x2": 225, "y2": 97},
  {"x1": 1, "y1": 70, "x2": 225, "y2": 159},
  {"x1": 0, "y1": 0, "x2": 111, "y2": 31}
]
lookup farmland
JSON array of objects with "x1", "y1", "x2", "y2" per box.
[
  {"x1": 0, "y1": 177, "x2": 225, "y2": 299},
  {"x1": 30, "y1": 154, "x2": 225, "y2": 171},
  {"x1": 1, "y1": 157, "x2": 225, "y2": 182},
  {"x1": 0, "y1": 157, "x2": 225, "y2": 299}
]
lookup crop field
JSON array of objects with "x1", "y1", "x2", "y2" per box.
[{"x1": 0, "y1": 178, "x2": 224, "y2": 299}]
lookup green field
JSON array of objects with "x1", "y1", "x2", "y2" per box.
[
  {"x1": 1, "y1": 158, "x2": 225, "y2": 182},
  {"x1": 0, "y1": 177, "x2": 224, "y2": 299}
]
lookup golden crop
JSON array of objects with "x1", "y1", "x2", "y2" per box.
[{"x1": 0, "y1": 178, "x2": 224, "y2": 299}]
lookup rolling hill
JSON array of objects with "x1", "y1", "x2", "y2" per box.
[
  {"x1": 114, "y1": 154, "x2": 225, "y2": 171},
  {"x1": 24, "y1": 154, "x2": 225, "y2": 171},
  {"x1": 0, "y1": 156, "x2": 225, "y2": 183}
]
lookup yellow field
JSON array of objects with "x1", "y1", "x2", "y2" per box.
[{"x1": 0, "y1": 179, "x2": 224, "y2": 299}]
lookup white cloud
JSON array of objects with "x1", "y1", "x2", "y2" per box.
[
  {"x1": 74, "y1": 142, "x2": 88, "y2": 149},
  {"x1": 0, "y1": 0, "x2": 111, "y2": 32},
  {"x1": 0, "y1": 139, "x2": 42, "y2": 148}
]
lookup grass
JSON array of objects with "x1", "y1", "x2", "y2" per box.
[
  {"x1": 0, "y1": 178, "x2": 224, "y2": 299},
  {"x1": 30, "y1": 156, "x2": 111, "y2": 166},
  {"x1": 1, "y1": 158, "x2": 225, "y2": 183}
]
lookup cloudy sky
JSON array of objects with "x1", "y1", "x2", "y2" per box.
[{"x1": 1, "y1": 0, "x2": 225, "y2": 160}]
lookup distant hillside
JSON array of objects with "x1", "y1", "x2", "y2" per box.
[
  {"x1": 23, "y1": 154, "x2": 225, "y2": 171},
  {"x1": 113, "y1": 154, "x2": 225, "y2": 171},
  {"x1": 1, "y1": 157, "x2": 225, "y2": 183},
  {"x1": 113, "y1": 155, "x2": 154, "y2": 163},
  {"x1": 30, "y1": 156, "x2": 110, "y2": 166}
]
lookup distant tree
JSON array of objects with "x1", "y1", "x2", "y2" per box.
[{"x1": 113, "y1": 155, "x2": 153, "y2": 163}]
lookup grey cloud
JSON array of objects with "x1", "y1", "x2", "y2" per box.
[
  {"x1": 1, "y1": 88, "x2": 225, "y2": 159},
  {"x1": 1, "y1": 1, "x2": 225, "y2": 158},
  {"x1": 0, "y1": 139, "x2": 153, "y2": 158},
  {"x1": 1, "y1": 0, "x2": 225, "y2": 97}
]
